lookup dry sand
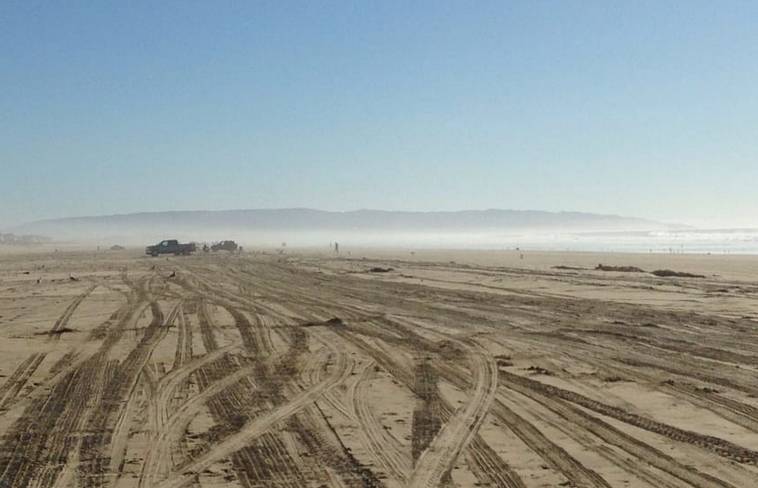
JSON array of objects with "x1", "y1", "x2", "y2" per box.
[{"x1": 0, "y1": 247, "x2": 757, "y2": 487}]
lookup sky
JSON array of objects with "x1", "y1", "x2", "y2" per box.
[{"x1": 1, "y1": 1, "x2": 757, "y2": 228}]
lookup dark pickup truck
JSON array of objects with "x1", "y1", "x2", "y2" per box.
[
  {"x1": 211, "y1": 240, "x2": 239, "y2": 252},
  {"x1": 145, "y1": 239, "x2": 196, "y2": 257}
]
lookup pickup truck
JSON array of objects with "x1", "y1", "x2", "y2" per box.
[
  {"x1": 145, "y1": 239, "x2": 196, "y2": 257},
  {"x1": 211, "y1": 240, "x2": 239, "y2": 252}
]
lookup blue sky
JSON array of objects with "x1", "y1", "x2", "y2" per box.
[{"x1": 1, "y1": 1, "x2": 757, "y2": 227}]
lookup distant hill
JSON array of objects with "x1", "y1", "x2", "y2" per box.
[{"x1": 6, "y1": 208, "x2": 681, "y2": 246}]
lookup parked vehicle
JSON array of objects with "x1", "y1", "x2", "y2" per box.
[
  {"x1": 211, "y1": 240, "x2": 239, "y2": 252},
  {"x1": 145, "y1": 239, "x2": 196, "y2": 256}
]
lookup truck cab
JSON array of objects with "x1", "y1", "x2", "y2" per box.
[{"x1": 145, "y1": 239, "x2": 196, "y2": 256}]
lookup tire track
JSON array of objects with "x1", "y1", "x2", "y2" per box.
[
  {"x1": 79, "y1": 299, "x2": 181, "y2": 487},
  {"x1": 407, "y1": 340, "x2": 497, "y2": 488},
  {"x1": 494, "y1": 383, "x2": 686, "y2": 488},
  {"x1": 191, "y1": 260, "x2": 756, "y2": 486},
  {"x1": 0, "y1": 353, "x2": 46, "y2": 409},
  {"x1": 500, "y1": 371, "x2": 740, "y2": 488},
  {"x1": 565, "y1": 329, "x2": 758, "y2": 368},
  {"x1": 186, "y1": 268, "x2": 388, "y2": 488},
  {"x1": 500, "y1": 370, "x2": 758, "y2": 465},
  {"x1": 136, "y1": 344, "x2": 247, "y2": 485},
  {"x1": 516, "y1": 332, "x2": 758, "y2": 434},
  {"x1": 177, "y1": 288, "x2": 311, "y2": 488},
  {"x1": 0, "y1": 286, "x2": 96, "y2": 410},
  {"x1": 197, "y1": 300, "x2": 219, "y2": 352},
  {"x1": 48, "y1": 284, "x2": 97, "y2": 340},
  {"x1": 172, "y1": 306, "x2": 193, "y2": 371},
  {"x1": 155, "y1": 349, "x2": 352, "y2": 488},
  {"x1": 333, "y1": 320, "x2": 606, "y2": 488},
  {"x1": 351, "y1": 364, "x2": 410, "y2": 484},
  {"x1": 139, "y1": 362, "x2": 259, "y2": 488},
  {"x1": 411, "y1": 359, "x2": 443, "y2": 464},
  {"x1": 0, "y1": 277, "x2": 150, "y2": 488}
]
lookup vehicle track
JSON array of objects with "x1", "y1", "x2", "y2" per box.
[
  {"x1": 48, "y1": 284, "x2": 97, "y2": 340},
  {"x1": 407, "y1": 340, "x2": 497, "y2": 488},
  {"x1": 0, "y1": 285, "x2": 96, "y2": 410},
  {"x1": 0, "y1": 353, "x2": 46, "y2": 409},
  {"x1": 79, "y1": 298, "x2": 181, "y2": 487},
  {"x1": 187, "y1": 267, "x2": 405, "y2": 488},
  {"x1": 500, "y1": 371, "x2": 741, "y2": 488},
  {"x1": 319, "y1": 310, "x2": 607, "y2": 488},
  {"x1": 505, "y1": 331, "x2": 758, "y2": 443},
  {"x1": 156, "y1": 349, "x2": 352, "y2": 488},
  {"x1": 180, "y1": 289, "x2": 314, "y2": 488},
  {"x1": 171, "y1": 306, "x2": 193, "y2": 371},
  {"x1": 500, "y1": 370, "x2": 758, "y2": 465},
  {"x1": 352, "y1": 364, "x2": 410, "y2": 484},
  {"x1": 0, "y1": 276, "x2": 150, "y2": 488},
  {"x1": 139, "y1": 361, "x2": 260, "y2": 488},
  {"x1": 221, "y1": 259, "x2": 758, "y2": 478},
  {"x1": 6, "y1": 255, "x2": 756, "y2": 488},
  {"x1": 324, "y1": 318, "x2": 527, "y2": 488}
]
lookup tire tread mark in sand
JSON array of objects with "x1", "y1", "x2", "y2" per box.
[
  {"x1": 333, "y1": 325, "x2": 530, "y2": 488},
  {"x1": 617, "y1": 356, "x2": 758, "y2": 398},
  {"x1": 411, "y1": 359, "x2": 443, "y2": 464},
  {"x1": 366, "y1": 315, "x2": 703, "y2": 488},
  {"x1": 157, "y1": 350, "x2": 352, "y2": 488},
  {"x1": 522, "y1": 333, "x2": 758, "y2": 434},
  {"x1": 335, "y1": 323, "x2": 602, "y2": 488},
  {"x1": 48, "y1": 284, "x2": 97, "y2": 340},
  {"x1": 464, "y1": 435, "x2": 527, "y2": 488},
  {"x1": 268, "y1": 265, "x2": 611, "y2": 487},
  {"x1": 295, "y1": 403, "x2": 385, "y2": 488},
  {"x1": 228, "y1": 260, "x2": 756, "y2": 485},
  {"x1": 407, "y1": 340, "x2": 497, "y2": 488},
  {"x1": 222, "y1": 305, "x2": 261, "y2": 354},
  {"x1": 167, "y1": 302, "x2": 195, "y2": 471},
  {"x1": 129, "y1": 346, "x2": 244, "y2": 480},
  {"x1": 172, "y1": 307, "x2": 193, "y2": 371},
  {"x1": 78, "y1": 299, "x2": 181, "y2": 487},
  {"x1": 354, "y1": 316, "x2": 610, "y2": 488},
  {"x1": 139, "y1": 360, "x2": 259, "y2": 488},
  {"x1": 561, "y1": 329, "x2": 758, "y2": 368},
  {"x1": 197, "y1": 301, "x2": 219, "y2": 352},
  {"x1": 0, "y1": 353, "x2": 46, "y2": 409},
  {"x1": 495, "y1": 382, "x2": 685, "y2": 488},
  {"x1": 500, "y1": 371, "x2": 740, "y2": 488},
  {"x1": 0, "y1": 278, "x2": 149, "y2": 488},
  {"x1": 182, "y1": 295, "x2": 308, "y2": 488},
  {"x1": 351, "y1": 364, "x2": 410, "y2": 484},
  {"x1": 670, "y1": 383, "x2": 758, "y2": 433},
  {"x1": 195, "y1": 264, "x2": 521, "y2": 487},
  {"x1": 303, "y1": 350, "x2": 385, "y2": 488},
  {"x1": 226, "y1": 262, "x2": 609, "y2": 487},
  {"x1": 574, "y1": 350, "x2": 758, "y2": 435},
  {"x1": 412, "y1": 356, "x2": 526, "y2": 488},
  {"x1": 0, "y1": 355, "x2": 114, "y2": 488},
  {"x1": 501, "y1": 370, "x2": 758, "y2": 465},
  {"x1": 186, "y1": 277, "x2": 380, "y2": 488}
]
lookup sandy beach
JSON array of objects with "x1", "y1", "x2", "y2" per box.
[{"x1": 0, "y1": 248, "x2": 757, "y2": 487}]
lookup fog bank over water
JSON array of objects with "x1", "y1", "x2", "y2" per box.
[{"x1": 495, "y1": 229, "x2": 758, "y2": 254}]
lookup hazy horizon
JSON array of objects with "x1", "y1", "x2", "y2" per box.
[
  {"x1": 6, "y1": 207, "x2": 758, "y2": 254},
  {"x1": 3, "y1": 2, "x2": 757, "y2": 229}
]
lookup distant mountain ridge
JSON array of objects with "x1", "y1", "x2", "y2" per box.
[{"x1": 7, "y1": 208, "x2": 680, "y2": 245}]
